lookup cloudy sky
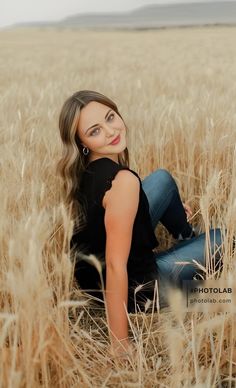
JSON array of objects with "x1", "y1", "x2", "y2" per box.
[{"x1": 1, "y1": 0, "x2": 231, "y2": 28}]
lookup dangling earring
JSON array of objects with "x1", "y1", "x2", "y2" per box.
[{"x1": 82, "y1": 146, "x2": 89, "y2": 155}]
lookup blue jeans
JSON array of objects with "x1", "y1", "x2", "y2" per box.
[{"x1": 141, "y1": 168, "x2": 225, "y2": 309}]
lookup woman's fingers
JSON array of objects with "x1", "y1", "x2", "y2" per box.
[
  {"x1": 108, "y1": 341, "x2": 137, "y2": 365},
  {"x1": 183, "y1": 202, "x2": 193, "y2": 221},
  {"x1": 183, "y1": 203, "x2": 192, "y2": 214}
]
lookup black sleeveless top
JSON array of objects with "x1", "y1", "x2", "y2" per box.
[{"x1": 70, "y1": 157, "x2": 160, "y2": 313}]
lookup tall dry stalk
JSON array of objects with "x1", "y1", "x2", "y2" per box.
[{"x1": 0, "y1": 26, "x2": 235, "y2": 387}]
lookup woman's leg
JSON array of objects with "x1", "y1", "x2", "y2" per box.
[
  {"x1": 140, "y1": 168, "x2": 233, "y2": 311},
  {"x1": 154, "y1": 228, "x2": 224, "y2": 308},
  {"x1": 141, "y1": 168, "x2": 195, "y2": 240}
]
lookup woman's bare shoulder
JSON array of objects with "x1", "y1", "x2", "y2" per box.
[{"x1": 102, "y1": 169, "x2": 140, "y2": 210}]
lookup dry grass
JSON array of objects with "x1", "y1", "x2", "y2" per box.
[{"x1": 0, "y1": 25, "x2": 236, "y2": 387}]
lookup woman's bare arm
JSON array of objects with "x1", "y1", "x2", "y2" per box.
[{"x1": 103, "y1": 170, "x2": 140, "y2": 351}]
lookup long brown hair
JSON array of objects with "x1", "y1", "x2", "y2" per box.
[{"x1": 56, "y1": 90, "x2": 130, "y2": 234}]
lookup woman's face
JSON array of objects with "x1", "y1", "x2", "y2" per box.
[{"x1": 77, "y1": 101, "x2": 127, "y2": 162}]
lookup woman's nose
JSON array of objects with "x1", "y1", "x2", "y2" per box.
[{"x1": 104, "y1": 124, "x2": 115, "y2": 136}]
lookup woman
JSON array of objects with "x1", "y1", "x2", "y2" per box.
[{"x1": 57, "y1": 90, "x2": 225, "y2": 359}]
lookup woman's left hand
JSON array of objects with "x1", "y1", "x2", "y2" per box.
[{"x1": 183, "y1": 202, "x2": 193, "y2": 222}]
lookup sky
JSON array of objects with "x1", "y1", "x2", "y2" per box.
[{"x1": 1, "y1": 0, "x2": 232, "y2": 28}]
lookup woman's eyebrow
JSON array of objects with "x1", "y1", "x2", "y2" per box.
[{"x1": 84, "y1": 109, "x2": 112, "y2": 134}]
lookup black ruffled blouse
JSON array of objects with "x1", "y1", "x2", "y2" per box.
[{"x1": 70, "y1": 157, "x2": 159, "y2": 313}]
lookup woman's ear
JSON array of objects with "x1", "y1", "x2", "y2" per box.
[
  {"x1": 75, "y1": 136, "x2": 83, "y2": 149},
  {"x1": 75, "y1": 133, "x2": 83, "y2": 146}
]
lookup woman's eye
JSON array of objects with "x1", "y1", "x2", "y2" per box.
[
  {"x1": 90, "y1": 128, "x2": 100, "y2": 136},
  {"x1": 89, "y1": 114, "x2": 114, "y2": 136}
]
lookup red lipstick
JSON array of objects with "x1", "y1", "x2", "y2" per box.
[{"x1": 109, "y1": 134, "x2": 120, "y2": 145}]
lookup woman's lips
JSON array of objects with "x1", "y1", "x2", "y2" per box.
[{"x1": 109, "y1": 134, "x2": 120, "y2": 145}]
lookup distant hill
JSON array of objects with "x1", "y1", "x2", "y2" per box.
[{"x1": 9, "y1": 1, "x2": 236, "y2": 29}]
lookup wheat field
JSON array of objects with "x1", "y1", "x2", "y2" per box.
[{"x1": 0, "y1": 25, "x2": 236, "y2": 387}]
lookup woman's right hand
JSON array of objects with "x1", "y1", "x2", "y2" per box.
[{"x1": 108, "y1": 340, "x2": 136, "y2": 363}]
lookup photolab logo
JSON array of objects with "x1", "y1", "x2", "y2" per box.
[
  {"x1": 182, "y1": 279, "x2": 235, "y2": 312},
  {"x1": 191, "y1": 287, "x2": 232, "y2": 294}
]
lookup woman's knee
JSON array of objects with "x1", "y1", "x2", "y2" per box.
[{"x1": 154, "y1": 168, "x2": 178, "y2": 192}]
